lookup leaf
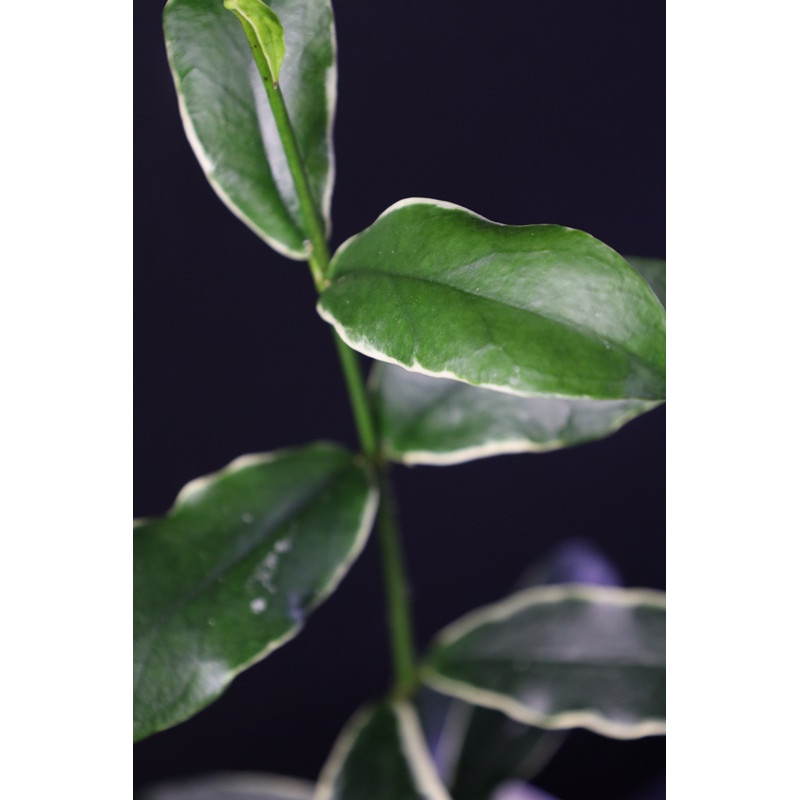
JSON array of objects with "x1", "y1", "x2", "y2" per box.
[
  {"x1": 514, "y1": 537, "x2": 622, "y2": 590},
  {"x1": 139, "y1": 772, "x2": 315, "y2": 799},
  {"x1": 441, "y1": 699, "x2": 564, "y2": 800},
  {"x1": 224, "y1": 0, "x2": 286, "y2": 83},
  {"x1": 163, "y1": 0, "x2": 336, "y2": 258},
  {"x1": 422, "y1": 585, "x2": 666, "y2": 740},
  {"x1": 370, "y1": 252, "x2": 664, "y2": 465},
  {"x1": 625, "y1": 257, "x2": 665, "y2": 308},
  {"x1": 491, "y1": 782, "x2": 559, "y2": 800},
  {"x1": 371, "y1": 363, "x2": 660, "y2": 466},
  {"x1": 314, "y1": 702, "x2": 452, "y2": 800},
  {"x1": 133, "y1": 443, "x2": 377, "y2": 742},
  {"x1": 319, "y1": 199, "x2": 666, "y2": 401},
  {"x1": 416, "y1": 542, "x2": 616, "y2": 800}
]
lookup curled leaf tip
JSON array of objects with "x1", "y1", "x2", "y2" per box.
[{"x1": 224, "y1": 0, "x2": 286, "y2": 84}]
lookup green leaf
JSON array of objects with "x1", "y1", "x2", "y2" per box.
[
  {"x1": 224, "y1": 0, "x2": 286, "y2": 84},
  {"x1": 626, "y1": 257, "x2": 665, "y2": 308},
  {"x1": 163, "y1": 0, "x2": 336, "y2": 258},
  {"x1": 133, "y1": 443, "x2": 377, "y2": 742},
  {"x1": 139, "y1": 772, "x2": 315, "y2": 799},
  {"x1": 422, "y1": 585, "x2": 666, "y2": 740},
  {"x1": 448, "y1": 707, "x2": 564, "y2": 800},
  {"x1": 318, "y1": 200, "x2": 666, "y2": 401},
  {"x1": 417, "y1": 544, "x2": 616, "y2": 799},
  {"x1": 370, "y1": 253, "x2": 665, "y2": 465},
  {"x1": 314, "y1": 702, "x2": 452, "y2": 800},
  {"x1": 371, "y1": 362, "x2": 660, "y2": 466},
  {"x1": 417, "y1": 688, "x2": 564, "y2": 800}
]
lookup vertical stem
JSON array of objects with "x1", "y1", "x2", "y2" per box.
[
  {"x1": 238, "y1": 21, "x2": 417, "y2": 695},
  {"x1": 236, "y1": 16, "x2": 329, "y2": 289},
  {"x1": 332, "y1": 334, "x2": 378, "y2": 458},
  {"x1": 376, "y1": 467, "x2": 418, "y2": 696}
]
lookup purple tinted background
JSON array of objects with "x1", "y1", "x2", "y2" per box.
[{"x1": 135, "y1": 1, "x2": 665, "y2": 797}]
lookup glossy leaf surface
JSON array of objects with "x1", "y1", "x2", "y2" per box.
[
  {"x1": 319, "y1": 200, "x2": 666, "y2": 401},
  {"x1": 423, "y1": 586, "x2": 666, "y2": 740},
  {"x1": 140, "y1": 772, "x2": 314, "y2": 799},
  {"x1": 134, "y1": 444, "x2": 377, "y2": 742},
  {"x1": 163, "y1": 0, "x2": 336, "y2": 257},
  {"x1": 371, "y1": 253, "x2": 664, "y2": 464},
  {"x1": 314, "y1": 702, "x2": 451, "y2": 800}
]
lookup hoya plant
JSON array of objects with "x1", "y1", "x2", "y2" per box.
[{"x1": 135, "y1": 1, "x2": 665, "y2": 797}]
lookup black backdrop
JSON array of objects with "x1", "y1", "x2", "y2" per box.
[{"x1": 134, "y1": 1, "x2": 665, "y2": 797}]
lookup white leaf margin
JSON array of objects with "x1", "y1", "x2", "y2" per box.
[
  {"x1": 422, "y1": 584, "x2": 666, "y2": 741},
  {"x1": 313, "y1": 701, "x2": 452, "y2": 800},
  {"x1": 134, "y1": 443, "x2": 379, "y2": 737},
  {"x1": 140, "y1": 771, "x2": 315, "y2": 799},
  {"x1": 163, "y1": 0, "x2": 338, "y2": 260},
  {"x1": 319, "y1": 198, "x2": 661, "y2": 402}
]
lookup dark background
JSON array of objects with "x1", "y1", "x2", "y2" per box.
[{"x1": 135, "y1": 1, "x2": 665, "y2": 797}]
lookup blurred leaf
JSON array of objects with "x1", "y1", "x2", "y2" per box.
[
  {"x1": 139, "y1": 772, "x2": 314, "y2": 799},
  {"x1": 417, "y1": 542, "x2": 619, "y2": 799},
  {"x1": 447, "y1": 705, "x2": 565, "y2": 800},
  {"x1": 314, "y1": 702, "x2": 452, "y2": 800},
  {"x1": 134, "y1": 443, "x2": 377, "y2": 741},
  {"x1": 163, "y1": 0, "x2": 336, "y2": 257},
  {"x1": 423, "y1": 586, "x2": 666, "y2": 740},
  {"x1": 515, "y1": 538, "x2": 622, "y2": 589},
  {"x1": 491, "y1": 782, "x2": 559, "y2": 800},
  {"x1": 319, "y1": 199, "x2": 666, "y2": 401}
]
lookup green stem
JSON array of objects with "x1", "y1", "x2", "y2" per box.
[
  {"x1": 376, "y1": 467, "x2": 418, "y2": 696},
  {"x1": 333, "y1": 334, "x2": 378, "y2": 458},
  {"x1": 240, "y1": 20, "x2": 417, "y2": 696},
  {"x1": 237, "y1": 16, "x2": 329, "y2": 289}
]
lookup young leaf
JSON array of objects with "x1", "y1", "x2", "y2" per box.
[
  {"x1": 133, "y1": 443, "x2": 377, "y2": 742},
  {"x1": 422, "y1": 585, "x2": 666, "y2": 740},
  {"x1": 224, "y1": 0, "x2": 286, "y2": 84},
  {"x1": 314, "y1": 702, "x2": 452, "y2": 800},
  {"x1": 163, "y1": 0, "x2": 336, "y2": 258},
  {"x1": 139, "y1": 771, "x2": 315, "y2": 799},
  {"x1": 318, "y1": 200, "x2": 666, "y2": 401}
]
